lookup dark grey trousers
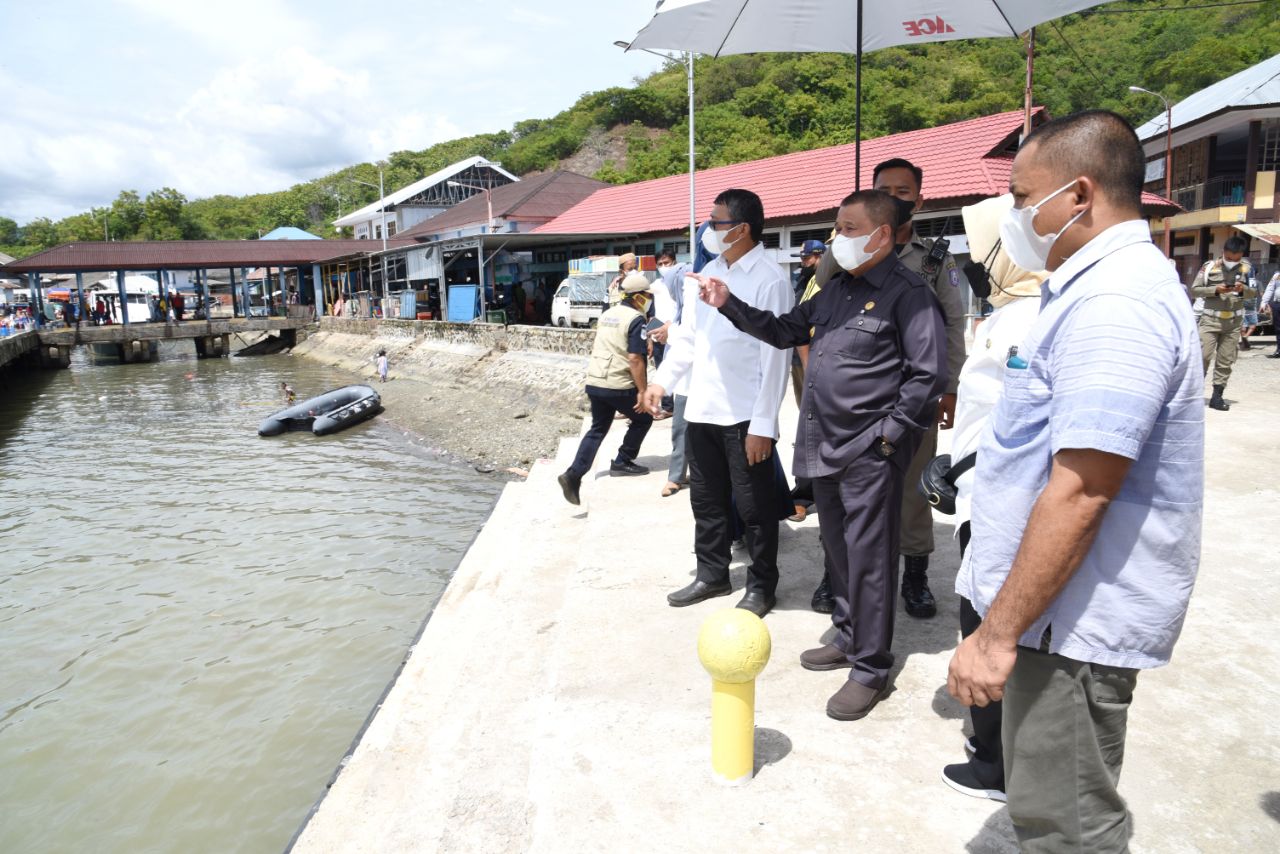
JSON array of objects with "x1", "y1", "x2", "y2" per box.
[
  {"x1": 1003, "y1": 645, "x2": 1140, "y2": 853},
  {"x1": 811, "y1": 449, "x2": 909, "y2": 690}
]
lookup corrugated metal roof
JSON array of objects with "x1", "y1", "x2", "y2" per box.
[
  {"x1": 538, "y1": 109, "x2": 1180, "y2": 235},
  {"x1": 1, "y1": 239, "x2": 414, "y2": 274},
  {"x1": 333, "y1": 157, "x2": 519, "y2": 226},
  {"x1": 537, "y1": 110, "x2": 1045, "y2": 235},
  {"x1": 1135, "y1": 52, "x2": 1280, "y2": 141},
  {"x1": 398, "y1": 171, "x2": 608, "y2": 239},
  {"x1": 260, "y1": 226, "x2": 322, "y2": 240}
]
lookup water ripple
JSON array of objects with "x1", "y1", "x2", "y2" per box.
[{"x1": 0, "y1": 349, "x2": 501, "y2": 854}]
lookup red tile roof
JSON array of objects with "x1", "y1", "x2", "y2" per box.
[{"x1": 538, "y1": 109, "x2": 1180, "y2": 235}]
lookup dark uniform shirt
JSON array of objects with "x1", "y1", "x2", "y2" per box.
[{"x1": 719, "y1": 253, "x2": 947, "y2": 479}]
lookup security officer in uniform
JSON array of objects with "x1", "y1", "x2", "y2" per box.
[
  {"x1": 699, "y1": 189, "x2": 946, "y2": 720},
  {"x1": 558, "y1": 272, "x2": 655, "y2": 505},
  {"x1": 1190, "y1": 235, "x2": 1258, "y2": 411},
  {"x1": 813, "y1": 157, "x2": 967, "y2": 619}
]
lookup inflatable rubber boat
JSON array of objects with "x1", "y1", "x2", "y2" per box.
[{"x1": 258, "y1": 385, "x2": 383, "y2": 437}]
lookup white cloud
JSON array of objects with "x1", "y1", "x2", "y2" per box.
[{"x1": 0, "y1": 1, "x2": 670, "y2": 224}]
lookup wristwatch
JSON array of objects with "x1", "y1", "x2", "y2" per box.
[{"x1": 878, "y1": 437, "x2": 896, "y2": 457}]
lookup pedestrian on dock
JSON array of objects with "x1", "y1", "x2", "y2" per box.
[
  {"x1": 693, "y1": 188, "x2": 945, "y2": 718},
  {"x1": 936, "y1": 192, "x2": 1046, "y2": 805},
  {"x1": 644, "y1": 188, "x2": 793, "y2": 620},
  {"x1": 557, "y1": 273, "x2": 656, "y2": 506},
  {"x1": 376, "y1": 350, "x2": 388, "y2": 382},
  {"x1": 947, "y1": 110, "x2": 1204, "y2": 852}
]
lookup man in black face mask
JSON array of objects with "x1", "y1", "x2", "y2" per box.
[{"x1": 814, "y1": 158, "x2": 967, "y2": 621}]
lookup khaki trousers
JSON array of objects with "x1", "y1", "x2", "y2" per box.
[
  {"x1": 1004, "y1": 646, "x2": 1139, "y2": 853},
  {"x1": 898, "y1": 423, "x2": 938, "y2": 557},
  {"x1": 1199, "y1": 316, "x2": 1241, "y2": 387}
]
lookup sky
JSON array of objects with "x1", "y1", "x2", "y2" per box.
[{"x1": 0, "y1": 1, "x2": 669, "y2": 225}]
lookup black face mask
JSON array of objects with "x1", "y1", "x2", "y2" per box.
[
  {"x1": 892, "y1": 196, "x2": 916, "y2": 229},
  {"x1": 962, "y1": 239, "x2": 1004, "y2": 301},
  {"x1": 962, "y1": 260, "x2": 992, "y2": 300}
]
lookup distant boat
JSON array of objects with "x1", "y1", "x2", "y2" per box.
[{"x1": 258, "y1": 385, "x2": 383, "y2": 437}]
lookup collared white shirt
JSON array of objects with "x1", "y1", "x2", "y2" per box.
[
  {"x1": 950, "y1": 297, "x2": 1041, "y2": 526},
  {"x1": 653, "y1": 265, "x2": 680, "y2": 324},
  {"x1": 655, "y1": 242, "x2": 793, "y2": 438}
]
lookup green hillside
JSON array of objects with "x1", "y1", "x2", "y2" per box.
[{"x1": 4, "y1": 0, "x2": 1277, "y2": 259}]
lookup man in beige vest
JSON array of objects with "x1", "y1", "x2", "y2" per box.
[
  {"x1": 558, "y1": 272, "x2": 655, "y2": 505},
  {"x1": 1190, "y1": 235, "x2": 1257, "y2": 411}
]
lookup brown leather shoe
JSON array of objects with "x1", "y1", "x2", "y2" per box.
[
  {"x1": 826, "y1": 679, "x2": 884, "y2": 721},
  {"x1": 800, "y1": 644, "x2": 851, "y2": 671}
]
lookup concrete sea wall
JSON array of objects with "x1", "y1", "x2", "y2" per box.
[{"x1": 0, "y1": 331, "x2": 39, "y2": 371}]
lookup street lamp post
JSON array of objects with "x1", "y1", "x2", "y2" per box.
[
  {"x1": 447, "y1": 179, "x2": 496, "y2": 321},
  {"x1": 1129, "y1": 86, "x2": 1174, "y2": 259},
  {"x1": 616, "y1": 40, "x2": 696, "y2": 252},
  {"x1": 351, "y1": 165, "x2": 389, "y2": 315}
]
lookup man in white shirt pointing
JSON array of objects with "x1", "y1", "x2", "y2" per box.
[{"x1": 644, "y1": 188, "x2": 793, "y2": 617}]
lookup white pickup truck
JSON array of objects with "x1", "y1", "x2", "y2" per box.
[{"x1": 550, "y1": 273, "x2": 610, "y2": 328}]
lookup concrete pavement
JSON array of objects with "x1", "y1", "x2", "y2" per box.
[{"x1": 291, "y1": 346, "x2": 1280, "y2": 853}]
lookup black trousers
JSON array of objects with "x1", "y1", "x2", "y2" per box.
[
  {"x1": 687, "y1": 420, "x2": 781, "y2": 596},
  {"x1": 566, "y1": 387, "x2": 653, "y2": 478},
  {"x1": 811, "y1": 445, "x2": 913, "y2": 690},
  {"x1": 957, "y1": 521, "x2": 1004, "y2": 785}
]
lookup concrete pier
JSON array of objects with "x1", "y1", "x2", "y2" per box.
[
  {"x1": 0, "y1": 331, "x2": 39, "y2": 371},
  {"x1": 289, "y1": 350, "x2": 1280, "y2": 853}
]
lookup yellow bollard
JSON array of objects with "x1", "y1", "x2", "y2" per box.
[{"x1": 697, "y1": 608, "x2": 772, "y2": 785}]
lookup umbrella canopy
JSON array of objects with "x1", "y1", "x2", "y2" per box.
[
  {"x1": 630, "y1": 0, "x2": 1120, "y2": 187},
  {"x1": 630, "y1": 0, "x2": 1119, "y2": 55}
]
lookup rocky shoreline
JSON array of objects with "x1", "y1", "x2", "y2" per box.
[{"x1": 289, "y1": 319, "x2": 595, "y2": 473}]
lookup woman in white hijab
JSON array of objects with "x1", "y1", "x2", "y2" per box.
[{"x1": 941, "y1": 193, "x2": 1046, "y2": 804}]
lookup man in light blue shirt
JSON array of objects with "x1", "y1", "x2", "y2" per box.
[{"x1": 948, "y1": 111, "x2": 1204, "y2": 852}]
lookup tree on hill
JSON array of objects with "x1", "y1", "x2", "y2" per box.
[{"x1": 3, "y1": 0, "x2": 1276, "y2": 259}]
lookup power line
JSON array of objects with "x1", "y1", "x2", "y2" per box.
[
  {"x1": 1096, "y1": 1, "x2": 1266, "y2": 12},
  {"x1": 1046, "y1": 21, "x2": 1108, "y2": 89}
]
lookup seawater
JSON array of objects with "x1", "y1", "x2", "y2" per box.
[{"x1": 0, "y1": 346, "x2": 501, "y2": 853}]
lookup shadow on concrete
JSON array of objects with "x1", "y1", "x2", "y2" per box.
[
  {"x1": 931, "y1": 683, "x2": 967, "y2": 721},
  {"x1": 754, "y1": 727, "x2": 792, "y2": 775},
  {"x1": 963, "y1": 806, "x2": 1018, "y2": 853},
  {"x1": 1260, "y1": 791, "x2": 1280, "y2": 822}
]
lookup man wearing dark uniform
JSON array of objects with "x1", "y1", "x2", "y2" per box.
[
  {"x1": 1190, "y1": 235, "x2": 1257, "y2": 411},
  {"x1": 699, "y1": 190, "x2": 946, "y2": 720},
  {"x1": 814, "y1": 158, "x2": 967, "y2": 619}
]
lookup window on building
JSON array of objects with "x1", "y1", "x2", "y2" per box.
[
  {"x1": 761, "y1": 232, "x2": 781, "y2": 249},
  {"x1": 386, "y1": 222, "x2": 397, "y2": 237},
  {"x1": 1260, "y1": 120, "x2": 1280, "y2": 172},
  {"x1": 790, "y1": 227, "x2": 833, "y2": 247},
  {"x1": 914, "y1": 216, "x2": 965, "y2": 239},
  {"x1": 375, "y1": 225, "x2": 382, "y2": 240},
  {"x1": 634, "y1": 243, "x2": 657, "y2": 256}
]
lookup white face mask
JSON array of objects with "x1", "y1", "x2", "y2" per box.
[
  {"x1": 831, "y1": 229, "x2": 882, "y2": 271},
  {"x1": 1223, "y1": 259, "x2": 1241, "y2": 270},
  {"x1": 701, "y1": 224, "x2": 741, "y2": 256},
  {"x1": 998, "y1": 180, "x2": 1086, "y2": 271}
]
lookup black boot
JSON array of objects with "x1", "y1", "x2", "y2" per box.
[
  {"x1": 901, "y1": 555, "x2": 937, "y2": 619},
  {"x1": 1209, "y1": 384, "x2": 1230, "y2": 411},
  {"x1": 811, "y1": 572, "x2": 835, "y2": 614}
]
